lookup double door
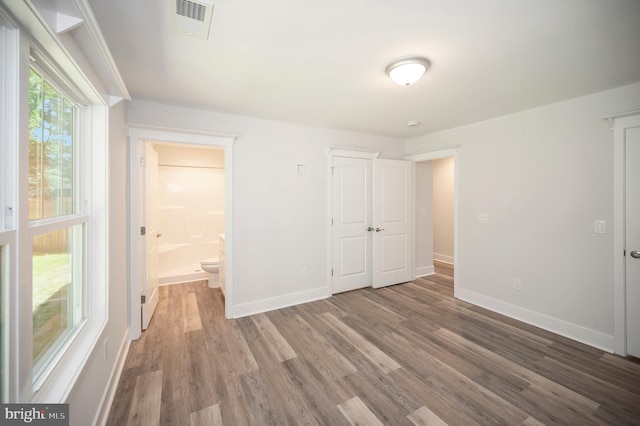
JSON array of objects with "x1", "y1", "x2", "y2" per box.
[{"x1": 332, "y1": 156, "x2": 413, "y2": 293}]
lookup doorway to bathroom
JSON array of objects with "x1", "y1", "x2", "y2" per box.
[
  {"x1": 127, "y1": 125, "x2": 235, "y2": 340},
  {"x1": 152, "y1": 142, "x2": 225, "y2": 286}
]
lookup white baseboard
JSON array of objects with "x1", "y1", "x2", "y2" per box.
[
  {"x1": 232, "y1": 286, "x2": 330, "y2": 318},
  {"x1": 455, "y1": 288, "x2": 614, "y2": 353},
  {"x1": 159, "y1": 271, "x2": 208, "y2": 286},
  {"x1": 434, "y1": 253, "x2": 454, "y2": 264},
  {"x1": 415, "y1": 265, "x2": 435, "y2": 278},
  {"x1": 94, "y1": 330, "x2": 130, "y2": 426}
]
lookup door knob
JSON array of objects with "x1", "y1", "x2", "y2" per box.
[
  {"x1": 375, "y1": 227, "x2": 385, "y2": 232},
  {"x1": 631, "y1": 250, "x2": 640, "y2": 259},
  {"x1": 366, "y1": 227, "x2": 374, "y2": 232}
]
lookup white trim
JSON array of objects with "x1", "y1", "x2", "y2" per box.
[
  {"x1": 125, "y1": 122, "x2": 237, "y2": 140},
  {"x1": 457, "y1": 288, "x2": 615, "y2": 352},
  {"x1": 127, "y1": 125, "x2": 235, "y2": 339},
  {"x1": 93, "y1": 330, "x2": 130, "y2": 426},
  {"x1": 1, "y1": 10, "x2": 18, "y2": 233},
  {"x1": 327, "y1": 147, "x2": 380, "y2": 159},
  {"x1": 603, "y1": 110, "x2": 640, "y2": 130},
  {"x1": 406, "y1": 147, "x2": 460, "y2": 294},
  {"x1": 3, "y1": 1, "x2": 106, "y2": 105},
  {"x1": 610, "y1": 112, "x2": 640, "y2": 355},
  {"x1": 232, "y1": 286, "x2": 329, "y2": 318},
  {"x1": 0, "y1": 10, "x2": 19, "y2": 401},
  {"x1": 0, "y1": 231, "x2": 17, "y2": 402},
  {"x1": 72, "y1": 0, "x2": 131, "y2": 100},
  {"x1": 405, "y1": 146, "x2": 461, "y2": 162},
  {"x1": 433, "y1": 253, "x2": 454, "y2": 264},
  {"x1": 415, "y1": 265, "x2": 435, "y2": 278}
]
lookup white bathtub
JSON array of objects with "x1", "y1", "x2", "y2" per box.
[{"x1": 158, "y1": 240, "x2": 219, "y2": 285}]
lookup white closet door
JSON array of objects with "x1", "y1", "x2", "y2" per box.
[
  {"x1": 372, "y1": 159, "x2": 413, "y2": 288},
  {"x1": 332, "y1": 157, "x2": 373, "y2": 293},
  {"x1": 625, "y1": 125, "x2": 640, "y2": 357}
]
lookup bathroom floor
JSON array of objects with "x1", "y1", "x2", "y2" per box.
[{"x1": 107, "y1": 271, "x2": 640, "y2": 425}]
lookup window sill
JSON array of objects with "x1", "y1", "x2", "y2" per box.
[{"x1": 31, "y1": 318, "x2": 106, "y2": 403}]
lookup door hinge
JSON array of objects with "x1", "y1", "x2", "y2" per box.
[
  {"x1": 331, "y1": 269, "x2": 334, "y2": 276},
  {"x1": 331, "y1": 218, "x2": 334, "y2": 225},
  {"x1": 141, "y1": 295, "x2": 146, "y2": 304},
  {"x1": 331, "y1": 166, "x2": 334, "y2": 174},
  {"x1": 139, "y1": 157, "x2": 146, "y2": 167},
  {"x1": 141, "y1": 226, "x2": 146, "y2": 236}
]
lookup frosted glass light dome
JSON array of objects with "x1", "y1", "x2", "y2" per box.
[{"x1": 386, "y1": 57, "x2": 430, "y2": 86}]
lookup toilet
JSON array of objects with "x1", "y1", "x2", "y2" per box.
[{"x1": 200, "y1": 257, "x2": 219, "y2": 289}]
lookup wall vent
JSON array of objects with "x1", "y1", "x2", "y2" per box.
[
  {"x1": 171, "y1": 0, "x2": 214, "y2": 39},
  {"x1": 177, "y1": 0, "x2": 206, "y2": 21}
]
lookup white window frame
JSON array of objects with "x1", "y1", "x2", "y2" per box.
[
  {"x1": 1, "y1": 5, "x2": 109, "y2": 403},
  {"x1": 0, "y1": 8, "x2": 19, "y2": 404},
  {"x1": 27, "y1": 59, "x2": 89, "y2": 386}
]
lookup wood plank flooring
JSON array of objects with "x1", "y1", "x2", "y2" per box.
[{"x1": 107, "y1": 264, "x2": 640, "y2": 425}]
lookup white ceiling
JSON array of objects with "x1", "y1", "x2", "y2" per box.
[{"x1": 88, "y1": 0, "x2": 640, "y2": 138}]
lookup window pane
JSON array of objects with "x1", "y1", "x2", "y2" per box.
[
  {"x1": 29, "y1": 68, "x2": 75, "y2": 221},
  {"x1": 32, "y1": 225, "x2": 84, "y2": 375}
]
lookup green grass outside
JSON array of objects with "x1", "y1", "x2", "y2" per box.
[
  {"x1": 32, "y1": 252, "x2": 71, "y2": 310},
  {"x1": 32, "y1": 252, "x2": 71, "y2": 363}
]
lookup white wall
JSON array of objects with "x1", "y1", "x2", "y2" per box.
[
  {"x1": 405, "y1": 82, "x2": 640, "y2": 351},
  {"x1": 66, "y1": 101, "x2": 129, "y2": 424},
  {"x1": 414, "y1": 161, "x2": 434, "y2": 277},
  {"x1": 433, "y1": 157, "x2": 455, "y2": 264},
  {"x1": 127, "y1": 100, "x2": 404, "y2": 314}
]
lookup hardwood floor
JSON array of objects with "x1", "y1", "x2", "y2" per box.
[{"x1": 107, "y1": 268, "x2": 640, "y2": 425}]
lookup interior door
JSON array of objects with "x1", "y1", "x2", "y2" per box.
[
  {"x1": 142, "y1": 142, "x2": 160, "y2": 330},
  {"x1": 372, "y1": 159, "x2": 413, "y2": 288},
  {"x1": 625, "y1": 125, "x2": 640, "y2": 357},
  {"x1": 332, "y1": 157, "x2": 372, "y2": 293}
]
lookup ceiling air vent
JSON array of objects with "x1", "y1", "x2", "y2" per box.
[{"x1": 171, "y1": 0, "x2": 214, "y2": 40}]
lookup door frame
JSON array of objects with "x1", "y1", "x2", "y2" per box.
[
  {"x1": 142, "y1": 142, "x2": 159, "y2": 330},
  {"x1": 607, "y1": 110, "x2": 640, "y2": 355},
  {"x1": 405, "y1": 147, "x2": 460, "y2": 297},
  {"x1": 128, "y1": 125, "x2": 236, "y2": 340}
]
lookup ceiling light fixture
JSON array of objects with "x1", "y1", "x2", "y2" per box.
[{"x1": 386, "y1": 57, "x2": 430, "y2": 86}]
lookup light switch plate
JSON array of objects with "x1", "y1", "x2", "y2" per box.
[
  {"x1": 594, "y1": 220, "x2": 606, "y2": 234},
  {"x1": 478, "y1": 213, "x2": 489, "y2": 224}
]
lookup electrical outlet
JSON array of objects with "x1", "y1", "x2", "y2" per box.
[
  {"x1": 513, "y1": 278, "x2": 522, "y2": 290},
  {"x1": 478, "y1": 213, "x2": 489, "y2": 224},
  {"x1": 300, "y1": 267, "x2": 307, "y2": 278}
]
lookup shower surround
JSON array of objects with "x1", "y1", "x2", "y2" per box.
[{"x1": 155, "y1": 144, "x2": 225, "y2": 285}]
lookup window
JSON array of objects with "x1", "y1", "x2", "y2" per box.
[
  {"x1": 2, "y1": 2, "x2": 109, "y2": 404},
  {"x1": 28, "y1": 65, "x2": 87, "y2": 384},
  {"x1": 28, "y1": 68, "x2": 76, "y2": 221}
]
